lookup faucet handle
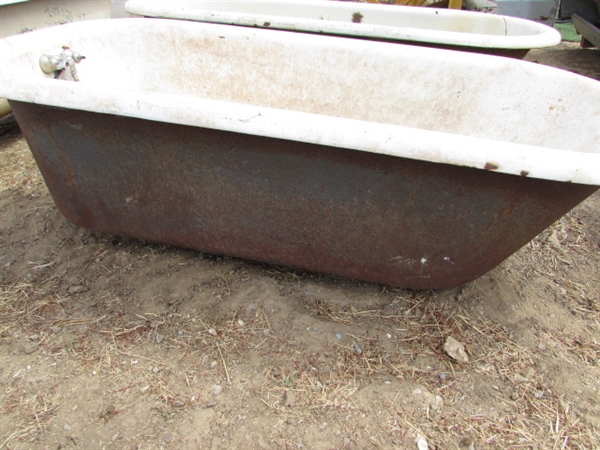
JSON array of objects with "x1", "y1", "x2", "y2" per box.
[
  {"x1": 39, "y1": 46, "x2": 85, "y2": 81},
  {"x1": 39, "y1": 54, "x2": 67, "y2": 74}
]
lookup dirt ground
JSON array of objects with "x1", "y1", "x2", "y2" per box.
[{"x1": 1, "y1": 41, "x2": 599, "y2": 450}]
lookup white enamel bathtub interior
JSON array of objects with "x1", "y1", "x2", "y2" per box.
[{"x1": 0, "y1": 18, "x2": 597, "y2": 185}]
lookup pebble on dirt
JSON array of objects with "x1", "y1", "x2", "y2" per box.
[
  {"x1": 22, "y1": 342, "x2": 38, "y2": 354},
  {"x1": 443, "y1": 336, "x2": 469, "y2": 363},
  {"x1": 68, "y1": 285, "x2": 88, "y2": 294},
  {"x1": 415, "y1": 434, "x2": 429, "y2": 450},
  {"x1": 283, "y1": 390, "x2": 296, "y2": 408}
]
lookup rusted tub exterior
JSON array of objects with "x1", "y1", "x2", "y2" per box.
[
  {"x1": 125, "y1": 0, "x2": 562, "y2": 58},
  {"x1": 1, "y1": 19, "x2": 599, "y2": 289}
]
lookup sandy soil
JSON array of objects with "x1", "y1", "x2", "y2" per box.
[{"x1": 0, "y1": 42, "x2": 599, "y2": 450}]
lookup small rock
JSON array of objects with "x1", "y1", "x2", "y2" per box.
[
  {"x1": 353, "y1": 342, "x2": 363, "y2": 354},
  {"x1": 423, "y1": 391, "x2": 443, "y2": 413},
  {"x1": 263, "y1": 329, "x2": 271, "y2": 336},
  {"x1": 212, "y1": 385, "x2": 223, "y2": 396},
  {"x1": 534, "y1": 390, "x2": 544, "y2": 399},
  {"x1": 415, "y1": 434, "x2": 429, "y2": 450},
  {"x1": 155, "y1": 334, "x2": 165, "y2": 344},
  {"x1": 152, "y1": 367, "x2": 160, "y2": 373},
  {"x1": 510, "y1": 391, "x2": 520, "y2": 401},
  {"x1": 172, "y1": 400, "x2": 185, "y2": 408},
  {"x1": 514, "y1": 374, "x2": 528, "y2": 383},
  {"x1": 22, "y1": 342, "x2": 38, "y2": 354},
  {"x1": 429, "y1": 395, "x2": 443, "y2": 412},
  {"x1": 50, "y1": 326, "x2": 62, "y2": 334},
  {"x1": 443, "y1": 336, "x2": 469, "y2": 363},
  {"x1": 28, "y1": 334, "x2": 40, "y2": 341},
  {"x1": 237, "y1": 319, "x2": 245, "y2": 327},
  {"x1": 208, "y1": 328, "x2": 217, "y2": 336},
  {"x1": 283, "y1": 390, "x2": 296, "y2": 408},
  {"x1": 210, "y1": 360, "x2": 218, "y2": 369},
  {"x1": 335, "y1": 332, "x2": 344, "y2": 340},
  {"x1": 459, "y1": 438, "x2": 476, "y2": 450},
  {"x1": 548, "y1": 230, "x2": 561, "y2": 248},
  {"x1": 68, "y1": 285, "x2": 87, "y2": 294}
]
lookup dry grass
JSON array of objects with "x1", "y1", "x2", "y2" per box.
[
  {"x1": 296, "y1": 290, "x2": 598, "y2": 449},
  {"x1": 2, "y1": 240, "x2": 599, "y2": 448},
  {"x1": 516, "y1": 214, "x2": 600, "y2": 320},
  {"x1": 0, "y1": 131, "x2": 45, "y2": 195}
]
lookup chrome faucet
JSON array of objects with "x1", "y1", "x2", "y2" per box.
[{"x1": 39, "y1": 46, "x2": 85, "y2": 81}]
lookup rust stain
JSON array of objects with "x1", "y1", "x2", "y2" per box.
[
  {"x1": 352, "y1": 12, "x2": 363, "y2": 23},
  {"x1": 10, "y1": 101, "x2": 598, "y2": 290},
  {"x1": 484, "y1": 162, "x2": 499, "y2": 171}
]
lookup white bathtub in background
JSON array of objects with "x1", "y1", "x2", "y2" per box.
[
  {"x1": 0, "y1": 0, "x2": 133, "y2": 39},
  {"x1": 125, "y1": 0, "x2": 561, "y2": 58}
]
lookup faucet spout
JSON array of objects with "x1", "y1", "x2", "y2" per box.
[{"x1": 39, "y1": 46, "x2": 85, "y2": 81}]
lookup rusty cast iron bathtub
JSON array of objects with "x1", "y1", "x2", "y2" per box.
[
  {"x1": 0, "y1": 18, "x2": 598, "y2": 289},
  {"x1": 125, "y1": 0, "x2": 562, "y2": 58}
]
